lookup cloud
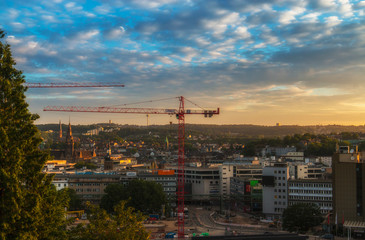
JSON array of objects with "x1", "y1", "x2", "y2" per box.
[
  {"x1": 105, "y1": 26, "x2": 125, "y2": 39},
  {"x1": 279, "y1": 7, "x2": 306, "y2": 24},
  {"x1": 1, "y1": 0, "x2": 364, "y2": 125}
]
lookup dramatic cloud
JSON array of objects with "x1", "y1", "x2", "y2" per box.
[{"x1": 0, "y1": 0, "x2": 365, "y2": 125}]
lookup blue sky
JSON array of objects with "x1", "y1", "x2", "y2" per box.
[{"x1": 1, "y1": 0, "x2": 365, "y2": 125}]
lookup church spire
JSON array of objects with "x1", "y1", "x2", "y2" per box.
[
  {"x1": 59, "y1": 120, "x2": 62, "y2": 139},
  {"x1": 65, "y1": 118, "x2": 74, "y2": 161},
  {"x1": 66, "y1": 118, "x2": 73, "y2": 142}
]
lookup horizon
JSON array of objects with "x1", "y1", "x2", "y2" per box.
[
  {"x1": 37, "y1": 122, "x2": 365, "y2": 127},
  {"x1": 1, "y1": 0, "x2": 365, "y2": 126}
]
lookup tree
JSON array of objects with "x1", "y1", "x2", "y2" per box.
[
  {"x1": 100, "y1": 183, "x2": 127, "y2": 213},
  {"x1": 282, "y1": 203, "x2": 324, "y2": 233},
  {"x1": 74, "y1": 161, "x2": 97, "y2": 170},
  {"x1": 0, "y1": 29, "x2": 68, "y2": 239},
  {"x1": 101, "y1": 180, "x2": 167, "y2": 214},
  {"x1": 69, "y1": 201, "x2": 149, "y2": 240},
  {"x1": 60, "y1": 188, "x2": 83, "y2": 211}
]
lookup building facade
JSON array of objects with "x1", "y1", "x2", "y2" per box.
[
  {"x1": 333, "y1": 146, "x2": 365, "y2": 223},
  {"x1": 262, "y1": 163, "x2": 289, "y2": 218},
  {"x1": 288, "y1": 179, "x2": 332, "y2": 214}
]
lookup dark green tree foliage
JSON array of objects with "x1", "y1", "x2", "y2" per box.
[
  {"x1": 0, "y1": 30, "x2": 68, "y2": 239},
  {"x1": 74, "y1": 161, "x2": 97, "y2": 170},
  {"x1": 282, "y1": 203, "x2": 323, "y2": 233},
  {"x1": 60, "y1": 188, "x2": 83, "y2": 211},
  {"x1": 69, "y1": 201, "x2": 149, "y2": 240},
  {"x1": 101, "y1": 179, "x2": 167, "y2": 214},
  {"x1": 100, "y1": 183, "x2": 126, "y2": 213}
]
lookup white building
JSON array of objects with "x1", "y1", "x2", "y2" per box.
[
  {"x1": 288, "y1": 179, "x2": 332, "y2": 214},
  {"x1": 169, "y1": 167, "x2": 220, "y2": 200},
  {"x1": 288, "y1": 163, "x2": 309, "y2": 179},
  {"x1": 318, "y1": 156, "x2": 332, "y2": 167},
  {"x1": 282, "y1": 151, "x2": 304, "y2": 162},
  {"x1": 219, "y1": 164, "x2": 263, "y2": 196},
  {"x1": 262, "y1": 163, "x2": 289, "y2": 218},
  {"x1": 52, "y1": 175, "x2": 69, "y2": 191}
]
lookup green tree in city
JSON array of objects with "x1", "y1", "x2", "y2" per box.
[
  {"x1": 69, "y1": 201, "x2": 149, "y2": 240},
  {"x1": 282, "y1": 203, "x2": 323, "y2": 233},
  {"x1": 60, "y1": 188, "x2": 83, "y2": 211},
  {"x1": 0, "y1": 29, "x2": 69, "y2": 239},
  {"x1": 100, "y1": 183, "x2": 127, "y2": 213},
  {"x1": 74, "y1": 161, "x2": 98, "y2": 170},
  {"x1": 101, "y1": 180, "x2": 167, "y2": 214}
]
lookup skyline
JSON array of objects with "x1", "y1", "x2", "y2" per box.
[{"x1": 1, "y1": 0, "x2": 365, "y2": 126}]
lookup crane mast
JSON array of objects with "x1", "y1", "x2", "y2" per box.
[
  {"x1": 24, "y1": 82, "x2": 125, "y2": 88},
  {"x1": 177, "y1": 96, "x2": 185, "y2": 238},
  {"x1": 43, "y1": 96, "x2": 219, "y2": 239}
]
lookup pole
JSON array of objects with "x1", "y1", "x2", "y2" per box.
[{"x1": 177, "y1": 96, "x2": 185, "y2": 239}]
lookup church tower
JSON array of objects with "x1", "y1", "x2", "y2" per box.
[
  {"x1": 59, "y1": 120, "x2": 62, "y2": 139},
  {"x1": 65, "y1": 120, "x2": 74, "y2": 161}
]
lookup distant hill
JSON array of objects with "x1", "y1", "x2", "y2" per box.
[{"x1": 36, "y1": 123, "x2": 365, "y2": 138}]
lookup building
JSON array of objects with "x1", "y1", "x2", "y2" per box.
[
  {"x1": 178, "y1": 167, "x2": 220, "y2": 200},
  {"x1": 230, "y1": 177, "x2": 263, "y2": 212},
  {"x1": 52, "y1": 174, "x2": 69, "y2": 191},
  {"x1": 67, "y1": 172, "x2": 121, "y2": 204},
  {"x1": 65, "y1": 121, "x2": 74, "y2": 161},
  {"x1": 220, "y1": 164, "x2": 262, "y2": 196},
  {"x1": 333, "y1": 146, "x2": 365, "y2": 224},
  {"x1": 282, "y1": 151, "x2": 304, "y2": 162},
  {"x1": 262, "y1": 163, "x2": 289, "y2": 218},
  {"x1": 138, "y1": 170, "x2": 177, "y2": 198},
  {"x1": 289, "y1": 164, "x2": 308, "y2": 179},
  {"x1": 288, "y1": 179, "x2": 332, "y2": 214},
  {"x1": 307, "y1": 165, "x2": 326, "y2": 179}
]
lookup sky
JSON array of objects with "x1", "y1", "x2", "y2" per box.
[{"x1": 1, "y1": 0, "x2": 365, "y2": 126}]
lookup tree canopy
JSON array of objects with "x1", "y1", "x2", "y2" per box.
[
  {"x1": 68, "y1": 201, "x2": 149, "y2": 240},
  {"x1": 282, "y1": 203, "x2": 324, "y2": 233},
  {"x1": 101, "y1": 179, "x2": 167, "y2": 214},
  {"x1": 0, "y1": 29, "x2": 68, "y2": 239},
  {"x1": 60, "y1": 188, "x2": 83, "y2": 211}
]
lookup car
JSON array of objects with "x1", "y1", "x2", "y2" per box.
[{"x1": 321, "y1": 234, "x2": 334, "y2": 239}]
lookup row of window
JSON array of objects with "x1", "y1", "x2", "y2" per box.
[
  {"x1": 289, "y1": 183, "x2": 331, "y2": 188},
  {"x1": 289, "y1": 189, "x2": 332, "y2": 194},
  {"x1": 143, "y1": 177, "x2": 176, "y2": 181},
  {"x1": 288, "y1": 201, "x2": 332, "y2": 208},
  {"x1": 274, "y1": 207, "x2": 285, "y2": 212},
  {"x1": 55, "y1": 183, "x2": 67, "y2": 187},
  {"x1": 289, "y1": 196, "x2": 332, "y2": 201},
  {"x1": 75, "y1": 188, "x2": 100, "y2": 192},
  {"x1": 274, "y1": 176, "x2": 286, "y2": 180},
  {"x1": 274, "y1": 195, "x2": 286, "y2": 199},
  {"x1": 276, "y1": 183, "x2": 286, "y2": 187},
  {"x1": 274, "y1": 189, "x2": 286, "y2": 193}
]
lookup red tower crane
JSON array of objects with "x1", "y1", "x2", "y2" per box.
[
  {"x1": 43, "y1": 96, "x2": 219, "y2": 239},
  {"x1": 24, "y1": 82, "x2": 125, "y2": 88}
]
